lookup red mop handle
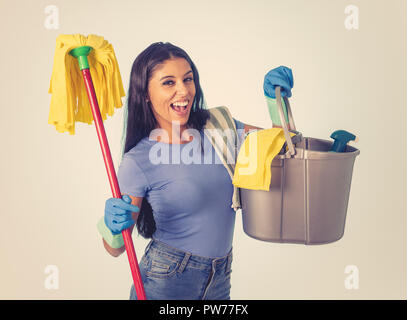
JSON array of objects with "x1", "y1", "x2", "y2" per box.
[{"x1": 81, "y1": 68, "x2": 146, "y2": 300}]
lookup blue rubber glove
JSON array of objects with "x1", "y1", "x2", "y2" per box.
[
  {"x1": 104, "y1": 195, "x2": 140, "y2": 235},
  {"x1": 263, "y1": 66, "x2": 294, "y2": 99}
]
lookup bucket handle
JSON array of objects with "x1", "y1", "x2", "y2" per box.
[{"x1": 275, "y1": 86, "x2": 296, "y2": 157}]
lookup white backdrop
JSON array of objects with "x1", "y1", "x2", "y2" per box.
[{"x1": 0, "y1": 0, "x2": 406, "y2": 299}]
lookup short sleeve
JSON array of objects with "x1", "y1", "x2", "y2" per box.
[{"x1": 117, "y1": 155, "x2": 149, "y2": 197}]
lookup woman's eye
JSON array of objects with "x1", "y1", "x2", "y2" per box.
[
  {"x1": 163, "y1": 80, "x2": 174, "y2": 86},
  {"x1": 162, "y1": 78, "x2": 193, "y2": 86}
]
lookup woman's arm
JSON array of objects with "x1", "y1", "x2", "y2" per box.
[{"x1": 103, "y1": 194, "x2": 143, "y2": 257}]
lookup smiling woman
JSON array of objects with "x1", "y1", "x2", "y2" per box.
[
  {"x1": 147, "y1": 57, "x2": 196, "y2": 143},
  {"x1": 98, "y1": 42, "x2": 263, "y2": 300}
]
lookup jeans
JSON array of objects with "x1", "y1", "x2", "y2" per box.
[{"x1": 130, "y1": 239, "x2": 233, "y2": 300}]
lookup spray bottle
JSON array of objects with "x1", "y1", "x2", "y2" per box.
[{"x1": 329, "y1": 130, "x2": 358, "y2": 152}]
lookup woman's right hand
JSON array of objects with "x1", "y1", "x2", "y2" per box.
[{"x1": 104, "y1": 195, "x2": 140, "y2": 235}]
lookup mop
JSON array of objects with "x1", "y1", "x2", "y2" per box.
[{"x1": 48, "y1": 34, "x2": 146, "y2": 299}]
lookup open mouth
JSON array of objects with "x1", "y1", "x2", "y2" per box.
[{"x1": 170, "y1": 100, "x2": 189, "y2": 113}]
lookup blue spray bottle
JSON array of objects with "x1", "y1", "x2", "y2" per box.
[{"x1": 329, "y1": 130, "x2": 358, "y2": 152}]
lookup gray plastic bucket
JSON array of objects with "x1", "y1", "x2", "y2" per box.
[{"x1": 240, "y1": 88, "x2": 360, "y2": 245}]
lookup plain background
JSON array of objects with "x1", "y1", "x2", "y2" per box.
[{"x1": 0, "y1": 0, "x2": 406, "y2": 299}]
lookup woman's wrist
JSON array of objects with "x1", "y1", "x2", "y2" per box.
[
  {"x1": 102, "y1": 238, "x2": 125, "y2": 257},
  {"x1": 97, "y1": 217, "x2": 125, "y2": 249}
]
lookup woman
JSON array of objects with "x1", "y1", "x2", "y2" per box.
[{"x1": 100, "y1": 42, "x2": 293, "y2": 300}]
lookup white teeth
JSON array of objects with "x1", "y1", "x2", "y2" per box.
[{"x1": 172, "y1": 100, "x2": 188, "y2": 107}]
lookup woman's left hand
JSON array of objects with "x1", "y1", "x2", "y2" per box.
[{"x1": 263, "y1": 66, "x2": 294, "y2": 99}]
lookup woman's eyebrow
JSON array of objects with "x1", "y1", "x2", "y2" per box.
[{"x1": 160, "y1": 70, "x2": 193, "y2": 81}]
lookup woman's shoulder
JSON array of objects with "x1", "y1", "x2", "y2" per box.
[
  {"x1": 205, "y1": 106, "x2": 243, "y2": 129},
  {"x1": 123, "y1": 138, "x2": 152, "y2": 160}
]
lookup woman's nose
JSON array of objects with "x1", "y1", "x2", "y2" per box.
[{"x1": 175, "y1": 81, "x2": 188, "y2": 94}]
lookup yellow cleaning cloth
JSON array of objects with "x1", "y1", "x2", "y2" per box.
[
  {"x1": 48, "y1": 34, "x2": 125, "y2": 134},
  {"x1": 232, "y1": 129, "x2": 295, "y2": 191}
]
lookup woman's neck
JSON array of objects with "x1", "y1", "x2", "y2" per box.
[{"x1": 151, "y1": 124, "x2": 193, "y2": 144}]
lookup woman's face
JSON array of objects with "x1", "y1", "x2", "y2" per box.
[{"x1": 147, "y1": 57, "x2": 196, "y2": 135}]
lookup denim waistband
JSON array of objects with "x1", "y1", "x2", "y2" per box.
[{"x1": 145, "y1": 238, "x2": 233, "y2": 273}]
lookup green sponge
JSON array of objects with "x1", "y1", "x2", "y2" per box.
[{"x1": 97, "y1": 217, "x2": 125, "y2": 249}]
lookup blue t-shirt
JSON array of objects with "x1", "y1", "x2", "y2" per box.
[{"x1": 117, "y1": 118, "x2": 245, "y2": 258}]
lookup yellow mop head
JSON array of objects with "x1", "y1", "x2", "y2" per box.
[{"x1": 48, "y1": 34, "x2": 125, "y2": 134}]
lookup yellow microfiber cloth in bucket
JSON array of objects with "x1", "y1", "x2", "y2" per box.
[
  {"x1": 48, "y1": 34, "x2": 125, "y2": 134},
  {"x1": 232, "y1": 128, "x2": 295, "y2": 191}
]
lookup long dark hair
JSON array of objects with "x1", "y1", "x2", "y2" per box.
[{"x1": 124, "y1": 42, "x2": 210, "y2": 239}]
